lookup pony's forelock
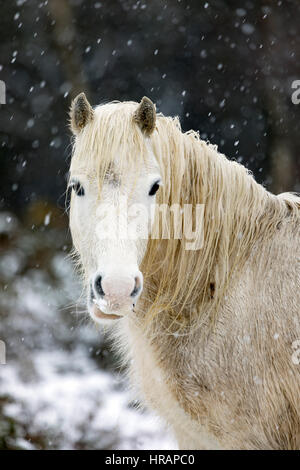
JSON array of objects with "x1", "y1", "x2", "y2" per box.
[{"x1": 70, "y1": 101, "x2": 149, "y2": 191}]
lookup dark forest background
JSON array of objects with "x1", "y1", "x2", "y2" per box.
[{"x1": 0, "y1": 0, "x2": 299, "y2": 223}]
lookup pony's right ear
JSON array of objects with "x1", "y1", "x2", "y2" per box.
[
  {"x1": 134, "y1": 96, "x2": 156, "y2": 136},
  {"x1": 69, "y1": 92, "x2": 94, "y2": 135}
]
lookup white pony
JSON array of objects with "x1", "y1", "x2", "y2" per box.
[{"x1": 68, "y1": 94, "x2": 300, "y2": 449}]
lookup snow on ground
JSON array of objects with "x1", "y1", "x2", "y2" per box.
[
  {"x1": 0, "y1": 348, "x2": 176, "y2": 450},
  {"x1": 0, "y1": 214, "x2": 176, "y2": 450}
]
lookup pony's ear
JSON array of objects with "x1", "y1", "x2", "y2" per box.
[
  {"x1": 134, "y1": 96, "x2": 156, "y2": 135},
  {"x1": 70, "y1": 92, "x2": 94, "y2": 135}
]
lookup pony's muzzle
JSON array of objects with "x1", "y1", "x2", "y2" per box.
[{"x1": 92, "y1": 271, "x2": 143, "y2": 315}]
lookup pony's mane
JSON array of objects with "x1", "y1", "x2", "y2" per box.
[{"x1": 70, "y1": 101, "x2": 299, "y2": 332}]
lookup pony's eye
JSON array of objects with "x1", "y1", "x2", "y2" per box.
[
  {"x1": 149, "y1": 181, "x2": 160, "y2": 196},
  {"x1": 71, "y1": 181, "x2": 85, "y2": 196}
]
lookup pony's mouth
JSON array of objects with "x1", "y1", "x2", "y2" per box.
[
  {"x1": 92, "y1": 303, "x2": 122, "y2": 321},
  {"x1": 89, "y1": 283, "x2": 136, "y2": 323}
]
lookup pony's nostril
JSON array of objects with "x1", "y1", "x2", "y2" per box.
[
  {"x1": 94, "y1": 275, "x2": 105, "y2": 297},
  {"x1": 131, "y1": 276, "x2": 142, "y2": 297},
  {"x1": 90, "y1": 284, "x2": 95, "y2": 301}
]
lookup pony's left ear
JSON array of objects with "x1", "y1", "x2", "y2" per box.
[
  {"x1": 70, "y1": 92, "x2": 94, "y2": 135},
  {"x1": 134, "y1": 96, "x2": 156, "y2": 135}
]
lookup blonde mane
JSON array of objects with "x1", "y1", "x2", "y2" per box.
[{"x1": 70, "y1": 101, "x2": 299, "y2": 332}]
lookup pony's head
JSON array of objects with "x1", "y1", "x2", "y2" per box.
[{"x1": 69, "y1": 94, "x2": 161, "y2": 324}]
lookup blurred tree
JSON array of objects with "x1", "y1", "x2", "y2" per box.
[
  {"x1": 259, "y1": 2, "x2": 298, "y2": 193},
  {"x1": 48, "y1": 0, "x2": 89, "y2": 99}
]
